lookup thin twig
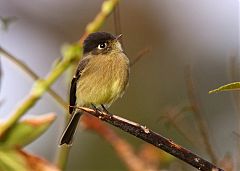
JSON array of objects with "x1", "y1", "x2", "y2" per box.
[
  {"x1": 184, "y1": 66, "x2": 218, "y2": 164},
  {"x1": 130, "y1": 47, "x2": 151, "y2": 67},
  {"x1": 0, "y1": 46, "x2": 68, "y2": 109},
  {"x1": 79, "y1": 107, "x2": 224, "y2": 171},
  {"x1": 159, "y1": 108, "x2": 196, "y2": 147},
  {"x1": 113, "y1": 4, "x2": 123, "y2": 45},
  {"x1": 82, "y1": 115, "x2": 158, "y2": 171},
  {"x1": 78, "y1": 0, "x2": 119, "y2": 44},
  {"x1": 113, "y1": 4, "x2": 122, "y2": 36},
  {"x1": 233, "y1": 131, "x2": 240, "y2": 138}
]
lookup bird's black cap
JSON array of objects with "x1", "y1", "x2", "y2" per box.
[{"x1": 83, "y1": 32, "x2": 116, "y2": 54}]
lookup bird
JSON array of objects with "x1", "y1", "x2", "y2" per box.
[{"x1": 59, "y1": 32, "x2": 130, "y2": 146}]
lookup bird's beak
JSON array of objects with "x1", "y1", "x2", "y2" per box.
[{"x1": 115, "y1": 34, "x2": 123, "y2": 41}]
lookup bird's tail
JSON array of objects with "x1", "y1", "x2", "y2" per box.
[{"x1": 59, "y1": 111, "x2": 82, "y2": 146}]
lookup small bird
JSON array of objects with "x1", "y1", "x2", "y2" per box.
[{"x1": 60, "y1": 32, "x2": 130, "y2": 146}]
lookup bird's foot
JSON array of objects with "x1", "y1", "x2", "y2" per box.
[
  {"x1": 101, "y1": 104, "x2": 113, "y2": 117},
  {"x1": 91, "y1": 104, "x2": 102, "y2": 115},
  {"x1": 101, "y1": 104, "x2": 109, "y2": 114}
]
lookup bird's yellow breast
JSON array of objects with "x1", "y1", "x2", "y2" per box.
[{"x1": 76, "y1": 52, "x2": 129, "y2": 107}]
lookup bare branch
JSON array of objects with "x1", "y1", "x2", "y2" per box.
[
  {"x1": 130, "y1": 47, "x2": 151, "y2": 67},
  {"x1": 79, "y1": 107, "x2": 224, "y2": 171},
  {"x1": 82, "y1": 115, "x2": 158, "y2": 171},
  {"x1": 159, "y1": 107, "x2": 196, "y2": 147},
  {"x1": 113, "y1": 4, "x2": 123, "y2": 45}
]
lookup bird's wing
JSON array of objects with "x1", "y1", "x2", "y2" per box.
[{"x1": 69, "y1": 58, "x2": 90, "y2": 114}]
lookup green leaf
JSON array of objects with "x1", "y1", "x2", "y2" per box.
[
  {"x1": 0, "y1": 149, "x2": 59, "y2": 171},
  {"x1": 209, "y1": 82, "x2": 240, "y2": 94},
  {"x1": 0, "y1": 113, "x2": 56, "y2": 148},
  {"x1": 0, "y1": 150, "x2": 29, "y2": 171},
  {"x1": 18, "y1": 150, "x2": 59, "y2": 171}
]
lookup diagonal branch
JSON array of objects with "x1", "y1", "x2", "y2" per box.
[
  {"x1": 79, "y1": 107, "x2": 224, "y2": 171},
  {"x1": 82, "y1": 115, "x2": 158, "y2": 171},
  {"x1": 130, "y1": 47, "x2": 151, "y2": 67}
]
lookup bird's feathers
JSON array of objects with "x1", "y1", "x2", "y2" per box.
[{"x1": 69, "y1": 58, "x2": 90, "y2": 114}]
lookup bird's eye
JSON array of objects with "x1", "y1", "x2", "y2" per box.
[{"x1": 98, "y1": 42, "x2": 107, "y2": 49}]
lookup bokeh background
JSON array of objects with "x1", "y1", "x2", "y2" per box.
[{"x1": 0, "y1": 0, "x2": 239, "y2": 170}]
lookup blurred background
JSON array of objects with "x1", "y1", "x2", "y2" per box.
[{"x1": 0, "y1": 0, "x2": 239, "y2": 170}]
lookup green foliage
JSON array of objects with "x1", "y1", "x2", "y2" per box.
[
  {"x1": 0, "y1": 150, "x2": 28, "y2": 171},
  {"x1": 0, "y1": 149, "x2": 28, "y2": 171},
  {"x1": 0, "y1": 149, "x2": 59, "y2": 171},
  {"x1": 209, "y1": 82, "x2": 240, "y2": 94},
  {"x1": 0, "y1": 113, "x2": 56, "y2": 149}
]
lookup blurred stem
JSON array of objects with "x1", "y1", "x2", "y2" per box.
[
  {"x1": 229, "y1": 56, "x2": 240, "y2": 169},
  {"x1": 0, "y1": 45, "x2": 81, "y2": 137},
  {"x1": 113, "y1": 4, "x2": 122, "y2": 36},
  {"x1": 55, "y1": 114, "x2": 71, "y2": 170},
  {"x1": 184, "y1": 66, "x2": 218, "y2": 164},
  {"x1": 161, "y1": 113, "x2": 196, "y2": 147},
  {"x1": 56, "y1": 143, "x2": 70, "y2": 170},
  {"x1": 56, "y1": 0, "x2": 120, "y2": 170},
  {"x1": 0, "y1": 46, "x2": 68, "y2": 109},
  {"x1": 229, "y1": 57, "x2": 240, "y2": 122},
  {"x1": 78, "y1": 0, "x2": 119, "y2": 44},
  {"x1": 130, "y1": 47, "x2": 151, "y2": 67},
  {"x1": 113, "y1": 4, "x2": 124, "y2": 46}
]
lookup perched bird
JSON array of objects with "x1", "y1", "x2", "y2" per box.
[{"x1": 60, "y1": 32, "x2": 130, "y2": 146}]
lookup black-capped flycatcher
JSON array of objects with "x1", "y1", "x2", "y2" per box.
[{"x1": 60, "y1": 32, "x2": 129, "y2": 146}]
